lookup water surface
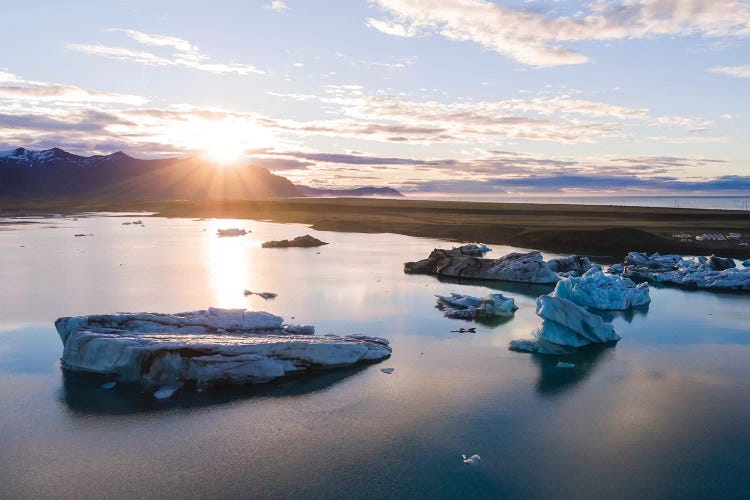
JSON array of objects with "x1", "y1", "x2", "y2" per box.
[{"x1": 1, "y1": 215, "x2": 749, "y2": 499}]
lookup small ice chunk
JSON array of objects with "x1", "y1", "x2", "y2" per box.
[
  {"x1": 462, "y1": 454, "x2": 481, "y2": 465},
  {"x1": 380, "y1": 367, "x2": 395, "y2": 374},
  {"x1": 556, "y1": 362, "x2": 576, "y2": 368},
  {"x1": 154, "y1": 385, "x2": 178, "y2": 399},
  {"x1": 100, "y1": 381, "x2": 117, "y2": 389},
  {"x1": 217, "y1": 228, "x2": 247, "y2": 237}
]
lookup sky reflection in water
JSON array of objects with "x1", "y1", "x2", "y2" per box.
[{"x1": 0, "y1": 216, "x2": 749, "y2": 499}]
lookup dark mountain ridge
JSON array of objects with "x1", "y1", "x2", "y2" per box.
[{"x1": 0, "y1": 147, "x2": 403, "y2": 199}]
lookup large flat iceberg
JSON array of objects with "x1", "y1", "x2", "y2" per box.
[
  {"x1": 55, "y1": 308, "x2": 391, "y2": 393},
  {"x1": 553, "y1": 268, "x2": 651, "y2": 310}
]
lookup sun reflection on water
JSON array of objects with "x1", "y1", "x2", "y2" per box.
[{"x1": 207, "y1": 220, "x2": 250, "y2": 309}]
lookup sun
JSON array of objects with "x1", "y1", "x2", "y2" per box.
[{"x1": 204, "y1": 141, "x2": 247, "y2": 164}]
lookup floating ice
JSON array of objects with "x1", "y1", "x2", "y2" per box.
[
  {"x1": 607, "y1": 263, "x2": 624, "y2": 275},
  {"x1": 509, "y1": 296, "x2": 619, "y2": 354},
  {"x1": 405, "y1": 250, "x2": 559, "y2": 284},
  {"x1": 100, "y1": 381, "x2": 117, "y2": 389},
  {"x1": 436, "y1": 292, "x2": 517, "y2": 319},
  {"x1": 54, "y1": 309, "x2": 391, "y2": 390},
  {"x1": 547, "y1": 255, "x2": 593, "y2": 277},
  {"x1": 462, "y1": 454, "x2": 481, "y2": 465},
  {"x1": 622, "y1": 252, "x2": 750, "y2": 292},
  {"x1": 244, "y1": 290, "x2": 278, "y2": 300},
  {"x1": 453, "y1": 243, "x2": 491, "y2": 256},
  {"x1": 552, "y1": 268, "x2": 651, "y2": 310},
  {"x1": 154, "y1": 385, "x2": 178, "y2": 399},
  {"x1": 380, "y1": 368, "x2": 395, "y2": 374},
  {"x1": 217, "y1": 228, "x2": 247, "y2": 237},
  {"x1": 261, "y1": 234, "x2": 328, "y2": 248}
]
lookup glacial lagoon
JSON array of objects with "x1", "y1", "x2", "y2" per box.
[{"x1": 1, "y1": 215, "x2": 750, "y2": 499}]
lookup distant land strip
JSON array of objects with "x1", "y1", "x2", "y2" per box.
[{"x1": 2, "y1": 197, "x2": 750, "y2": 260}]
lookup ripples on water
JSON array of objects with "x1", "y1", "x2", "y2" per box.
[{"x1": 1, "y1": 216, "x2": 749, "y2": 499}]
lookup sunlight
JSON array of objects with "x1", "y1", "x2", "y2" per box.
[
  {"x1": 165, "y1": 117, "x2": 278, "y2": 165},
  {"x1": 207, "y1": 219, "x2": 250, "y2": 308}
]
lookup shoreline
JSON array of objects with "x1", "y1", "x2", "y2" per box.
[{"x1": 2, "y1": 197, "x2": 750, "y2": 260}]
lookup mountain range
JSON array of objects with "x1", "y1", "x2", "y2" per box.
[{"x1": 0, "y1": 147, "x2": 403, "y2": 199}]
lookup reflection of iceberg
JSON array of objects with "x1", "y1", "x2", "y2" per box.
[
  {"x1": 435, "y1": 276, "x2": 554, "y2": 300},
  {"x1": 60, "y1": 365, "x2": 369, "y2": 415},
  {"x1": 55, "y1": 308, "x2": 391, "y2": 396},
  {"x1": 530, "y1": 343, "x2": 617, "y2": 395}
]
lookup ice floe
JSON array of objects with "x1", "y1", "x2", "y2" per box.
[
  {"x1": 622, "y1": 252, "x2": 750, "y2": 292},
  {"x1": 261, "y1": 235, "x2": 328, "y2": 248},
  {"x1": 217, "y1": 228, "x2": 247, "y2": 237},
  {"x1": 462, "y1": 454, "x2": 481, "y2": 465},
  {"x1": 54, "y1": 308, "x2": 391, "y2": 392},
  {"x1": 405, "y1": 249, "x2": 560, "y2": 284},
  {"x1": 552, "y1": 268, "x2": 651, "y2": 310},
  {"x1": 435, "y1": 292, "x2": 517, "y2": 319}
]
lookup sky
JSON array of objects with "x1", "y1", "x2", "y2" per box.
[{"x1": 1, "y1": 0, "x2": 749, "y2": 196}]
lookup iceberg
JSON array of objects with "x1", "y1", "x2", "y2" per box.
[
  {"x1": 216, "y1": 228, "x2": 247, "y2": 237},
  {"x1": 435, "y1": 292, "x2": 517, "y2": 319},
  {"x1": 509, "y1": 296, "x2": 619, "y2": 354},
  {"x1": 552, "y1": 268, "x2": 651, "y2": 310},
  {"x1": 547, "y1": 255, "x2": 593, "y2": 277},
  {"x1": 462, "y1": 454, "x2": 481, "y2": 465},
  {"x1": 743, "y1": 259, "x2": 750, "y2": 268},
  {"x1": 405, "y1": 249, "x2": 560, "y2": 284},
  {"x1": 622, "y1": 252, "x2": 750, "y2": 292},
  {"x1": 54, "y1": 308, "x2": 391, "y2": 392},
  {"x1": 261, "y1": 234, "x2": 328, "y2": 248},
  {"x1": 452, "y1": 243, "x2": 492, "y2": 256}
]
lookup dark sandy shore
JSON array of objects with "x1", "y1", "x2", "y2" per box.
[{"x1": 2, "y1": 197, "x2": 750, "y2": 259}]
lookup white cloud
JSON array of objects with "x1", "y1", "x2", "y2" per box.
[
  {"x1": 0, "y1": 71, "x2": 148, "y2": 105},
  {"x1": 265, "y1": 1, "x2": 290, "y2": 12},
  {"x1": 709, "y1": 64, "x2": 750, "y2": 78},
  {"x1": 67, "y1": 29, "x2": 265, "y2": 75},
  {"x1": 367, "y1": 0, "x2": 750, "y2": 67}
]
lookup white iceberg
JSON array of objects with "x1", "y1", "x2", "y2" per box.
[
  {"x1": 55, "y1": 308, "x2": 391, "y2": 391},
  {"x1": 435, "y1": 292, "x2": 517, "y2": 319},
  {"x1": 509, "y1": 295, "x2": 619, "y2": 354},
  {"x1": 552, "y1": 268, "x2": 651, "y2": 310}
]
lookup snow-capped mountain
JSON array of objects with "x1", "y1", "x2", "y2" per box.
[{"x1": 0, "y1": 147, "x2": 134, "y2": 168}]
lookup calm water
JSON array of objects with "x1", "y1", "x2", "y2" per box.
[{"x1": 1, "y1": 215, "x2": 749, "y2": 499}]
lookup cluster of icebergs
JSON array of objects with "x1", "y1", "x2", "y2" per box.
[
  {"x1": 509, "y1": 267, "x2": 651, "y2": 354},
  {"x1": 435, "y1": 292, "x2": 517, "y2": 320},
  {"x1": 614, "y1": 252, "x2": 750, "y2": 292},
  {"x1": 55, "y1": 308, "x2": 391, "y2": 397}
]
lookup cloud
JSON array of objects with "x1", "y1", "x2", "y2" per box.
[
  {"x1": 265, "y1": 1, "x2": 290, "y2": 12},
  {"x1": 709, "y1": 64, "x2": 750, "y2": 78},
  {"x1": 367, "y1": 0, "x2": 750, "y2": 67},
  {"x1": 67, "y1": 28, "x2": 265, "y2": 75},
  {"x1": 0, "y1": 71, "x2": 148, "y2": 105}
]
